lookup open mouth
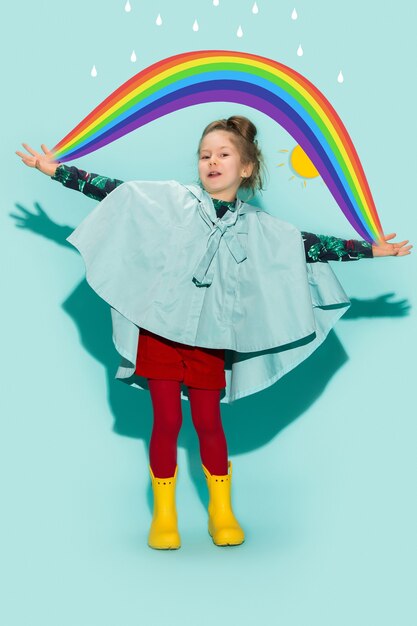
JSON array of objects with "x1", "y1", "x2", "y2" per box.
[{"x1": 208, "y1": 171, "x2": 221, "y2": 177}]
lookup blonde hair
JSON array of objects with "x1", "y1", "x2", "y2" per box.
[{"x1": 198, "y1": 115, "x2": 266, "y2": 197}]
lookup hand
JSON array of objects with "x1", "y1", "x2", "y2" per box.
[
  {"x1": 372, "y1": 233, "x2": 412, "y2": 257},
  {"x1": 15, "y1": 143, "x2": 60, "y2": 177}
]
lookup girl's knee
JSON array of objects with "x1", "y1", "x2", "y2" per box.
[{"x1": 153, "y1": 411, "x2": 182, "y2": 435}]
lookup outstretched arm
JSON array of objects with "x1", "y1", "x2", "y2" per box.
[
  {"x1": 15, "y1": 143, "x2": 124, "y2": 201},
  {"x1": 301, "y1": 231, "x2": 412, "y2": 262},
  {"x1": 301, "y1": 231, "x2": 373, "y2": 262},
  {"x1": 51, "y1": 164, "x2": 124, "y2": 201}
]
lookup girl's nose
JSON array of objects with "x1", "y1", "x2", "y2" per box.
[{"x1": 209, "y1": 156, "x2": 217, "y2": 165}]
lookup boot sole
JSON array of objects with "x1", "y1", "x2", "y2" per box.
[
  {"x1": 213, "y1": 541, "x2": 244, "y2": 546},
  {"x1": 209, "y1": 531, "x2": 245, "y2": 546}
]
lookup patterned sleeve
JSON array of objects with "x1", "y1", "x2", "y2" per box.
[
  {"x1": 51, "y1": 163, "x2": 124, "y2": 201},
  {"x1": 301, "y1": 231, "x2": 373, "y2": 262}
]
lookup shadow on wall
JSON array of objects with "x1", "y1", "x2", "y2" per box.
[{"x1": 11, "y1": 201, "x2": 412, "y2": 509}]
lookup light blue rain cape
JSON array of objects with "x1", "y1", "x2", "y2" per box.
[{"x1": 66, "y1": 180, "x2": 351, "y2": 403}]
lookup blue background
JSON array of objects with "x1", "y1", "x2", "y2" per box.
[{"x1": 2, "y1": 1, "x2": 416, "y2": 624}]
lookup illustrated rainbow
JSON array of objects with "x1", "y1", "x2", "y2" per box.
[{"x1": 52, "y1": 50, "x2": 383, "y2": 243}]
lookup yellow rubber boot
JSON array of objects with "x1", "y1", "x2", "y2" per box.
[
  {"x1": 202, "y1": 461, "x2": 245, "y2": 546},
  {"x1": 148, "y1": 465, "x2": 181, "y2": 550}
]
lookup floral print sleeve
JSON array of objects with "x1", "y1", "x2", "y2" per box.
[
  {"x1": 51, "y1": 163, "x2": 124, "y2": 201},
  {"x1": 301, "y1": 231, "x2": 373, "y2": 262}
]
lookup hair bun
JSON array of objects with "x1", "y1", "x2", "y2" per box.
[{"x1": 227, "y1": 116, "x2": 257, "y2": 144}]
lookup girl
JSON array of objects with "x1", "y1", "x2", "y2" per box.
[{"x1": 16, "y1": 116, "x2": 411, "y2": 550}]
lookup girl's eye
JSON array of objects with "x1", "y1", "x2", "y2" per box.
[{"x1": 201, "y1": 155, "x2": 209, "y2": 159}]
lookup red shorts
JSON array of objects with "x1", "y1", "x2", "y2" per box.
[{"x1": 135, "y1": 328, "x2": 226, "y2": 389}]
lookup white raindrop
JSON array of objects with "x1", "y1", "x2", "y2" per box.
[
  {"x1": 90, "y1": 65, "x2": 97, "y2": 78},
  {"x1": 124, "y1": 0, "x2": 131, "y2": 12},
  {"x1": 297, "y1": 44, "x2": 303, "y2": 56},
  {"x1": 213, "y1": 0, "x2": 219, "y2": 5},
  {"x1": 192, "y1": 19, "x2": 199, "y2": 31},
  {"x1": 337, "y1": 70, "x2": 344, "y2": 83},
  {"x1": 236, "y1": 25, "x2": 243, "y2": 38},
  {"x1": 252, "y1": 2, "x2": 259, "y2": 14},
  {"x1": 291, "y1": 8, "x2": 298, "y2": 20},
  {"x1": 156, "y1": 13, "x2": 162, "y2": 26},
  {"x1": 130, "y1": 50, "x2": 137, "y2": 62}
]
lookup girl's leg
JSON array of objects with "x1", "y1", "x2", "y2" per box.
[
  {"x1": 187, "y1": 387, "x2": 228, "y2": 476},
  {"x1": 148, "y1": 379, "x2": 183, "y2": 478},
  {"x1": 189, "y1": 387, "x2": 244, "y2": 546}
]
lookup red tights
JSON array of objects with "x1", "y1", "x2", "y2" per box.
[{"x1": 148, "y1": 379, "x2": 228, "y2": 478}]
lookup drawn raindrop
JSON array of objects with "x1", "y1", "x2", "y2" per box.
[
  {"x1": 252, "y1": 2, "x2": 259, "y2": 14},
  {"x1": 291, "y1": 8, "x2": 298, "y2": 20},
  {"x1": 213, "y1": 0, "x2": 219, "y2": 5},
  {"x1": 337, "y1": 70, "x2": 344, "y2": 83},
  {"x1": 156, "y1": 13, "x2": 162, "y2": 26},
  {"x1": 124, "y1": 0, "x2": 131, "y2": 12},
  {"x1": 90, "y1": 65, "x2": 97, "y2": 78},
  {"x1": 192, "y1": 19, "x2": 199, "y2": 31},
  {"x1": 237, "y1": 25, "x2": 243, "y2": 37},
  {"x1": 130, "y1": 50, "x2": 137, "y2": 62},
  {"x1": 297, "y1": 44, "x2": 303, "y2": 56}
]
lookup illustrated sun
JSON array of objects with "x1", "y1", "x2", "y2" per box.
[{"x1": 278, "y1": 145, "x2": 320, "y2": 187}]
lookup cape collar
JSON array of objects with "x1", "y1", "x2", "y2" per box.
[{"x1": 183, "y1": 183, "x2": 259, "y2": 218}]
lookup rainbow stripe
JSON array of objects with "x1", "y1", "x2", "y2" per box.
[{"x1": 52, "y1": 50, "x2": 383, "y2": 242}]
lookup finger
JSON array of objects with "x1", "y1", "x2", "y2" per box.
[
  {"x1": 17, "y1": 155, "x2": 36, "y2": 166},
  {"x1": 9, "y1": 214, "x2": 28, "y2": 223},
  {"x1": 13, "y1": 203, "x2": 33, "y2": 215},
  {"x1": 16, "y1": 150, "x2": 34, "y2": 160},
  {"x1": 22, "y1": 142, "x2": 40, "y2": 157},
  {"x1": 34, "y1": 202, "x2": 48, "y2": 216},
  {"x1": 378, "y1": 292, "x2": 396, "y2": 301},
  {"x1": 41, "y1": 144, "x2": 53, "y2": 156},
  {"x1": 374, "y1": 234, "x2": 394, "y2": 245}
]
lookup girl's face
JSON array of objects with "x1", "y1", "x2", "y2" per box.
[{"x1": 198, "y1": 130, "x2": 253, "y2": 201}]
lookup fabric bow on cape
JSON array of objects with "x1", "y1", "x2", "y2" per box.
[{"x1": 192, "y1": 201, "x2": 247, "y2": 287}]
